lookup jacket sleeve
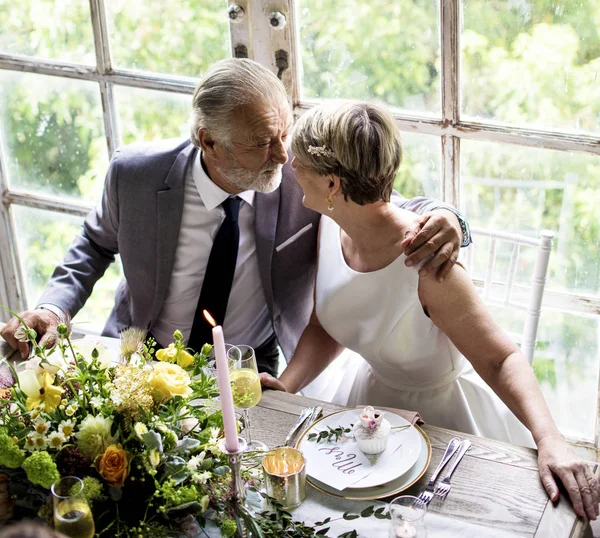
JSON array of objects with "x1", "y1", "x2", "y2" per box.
[
  {"x1": 37, "y1": 152, "x2": 121, "y2": 317},
  {"x1": 390, "y1": 191, "x2": 442, "y2": 214}
]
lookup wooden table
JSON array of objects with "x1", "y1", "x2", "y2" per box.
[{"x1": 254, "y1": 390, "x2": 595, "y2": 538}]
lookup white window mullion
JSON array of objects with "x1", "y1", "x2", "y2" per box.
[
  {"x1": 0, "y1": 135, "x2": 26, "y2": 317},
  {"x1": 227, "y1": 1, "x2": 253, "y2": 59},
  {"x1": 442, "y1": 135, "x2": 460, "y2": 206},
  {"x1": 89, "y1": 0, "x2": 121, "y2": 155},
  {"x1": 440, "y1": 0, "x2": 461, "y2": 206},
  {"x1": 244, "y1": 0, "x2": 297, "y2": 102}
]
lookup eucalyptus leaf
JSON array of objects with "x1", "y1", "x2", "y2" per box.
[
  {"x1": 142, "y1": 431, "x2": 163, "y2": 453},
  {"x1": 164, "y1": 500, "x2": 204, "y2": 518},
  {"x1": 170, "y1": 437, "x2": 201, "y2": 455}
]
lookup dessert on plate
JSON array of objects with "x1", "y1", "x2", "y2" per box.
[{"x1": 352, "y1": 406, "x2": 391, "y2": 454}]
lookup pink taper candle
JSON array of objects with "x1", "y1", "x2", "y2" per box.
[{"x1": 204, "y1": 310, "x2": 240, "y2": 453}]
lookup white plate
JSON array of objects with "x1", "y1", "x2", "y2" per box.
[
  {"x1": 297, "y1": 418, "x2": 431, "y2": 501},
  {"x1": 297, "y1": 409, "x2": 423, "y2": 490}
]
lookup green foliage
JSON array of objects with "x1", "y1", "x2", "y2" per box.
[
  {"x1": 0, "y1": 433, "x2": 26, "y2": 468},
  {"x1": 22, "y1": 451, "x2": 60, "y2": 489}
]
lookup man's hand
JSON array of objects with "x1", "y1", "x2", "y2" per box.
[
  {"x1": 259, "y1": 372, "x2": 288, "y2": 392},
  {"x1": 0, "y1": 309, "x2": 60, "y2": 359},
  {"x1": 402, "y1": 208, "x2": 463, "y2": 281}
]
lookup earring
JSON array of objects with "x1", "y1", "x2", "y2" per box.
[{"x1": 325, "y1": 196, "x2": 334, "y2": 211}]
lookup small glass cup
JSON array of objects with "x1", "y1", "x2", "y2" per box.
[
  {"x1": 228, "y1": 344, "x2": 268, "y2": 451},
  {"x1": 388, "y1": 495, "x2": 427, "y2": 538},
  {"x1": 262, "y1": 447, "x2": 307, "y2": 509},
  {"x1": 51, "y1": 476, "x2": 95, "y2": 538}
]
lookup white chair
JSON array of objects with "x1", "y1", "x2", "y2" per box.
[{"x1": 464, "y1": 227, "x2": 554, "y2": 365}]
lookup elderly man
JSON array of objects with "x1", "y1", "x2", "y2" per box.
[{"x1": 1, "y1": 58, "x2": 469, "y2": 376}]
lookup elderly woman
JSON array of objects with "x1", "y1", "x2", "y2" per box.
[{"x1": 263, "y1": 100, "x2": 599, "y2": 520}]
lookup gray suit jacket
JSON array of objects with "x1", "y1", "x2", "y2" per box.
[{"x1": 39, "y1": 139, "x2": 439, "y2": 360}]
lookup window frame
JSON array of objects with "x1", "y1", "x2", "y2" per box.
[{"x1": 0, "y1": 0, "x2": 598, "y2": 456}]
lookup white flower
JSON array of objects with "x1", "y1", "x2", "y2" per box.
[
  {"x1": 47, "y1": 431, "x2": 66, "y2": 449},
  {"x1": 38, "y1": 348, "x2": 71, "y2": 375},
  {"x1": 134, "y1": 422, "x2": 148, "y2": 440},
  {"x1": 110, "y1": 392, "x2": 124, "y2": 407},
  {"x1": 65, "y1": 406, "x2": 76, "y2": 417},
  {"x1": 129, "y1": 353, "x2": 143, "y2": 367},
  {"x1": 14, "y1": 326, "x2": 36, "y2": 343},
  {"x1": 76, "y1": 415, "x2": 118, "y2": 459},
  {"x1": 208, "y1": 427, "x2": 221, "y2": 444},
  {"x1": 59, "y1": 419, "x2": 76, "y2": 438},
  {"x1": 181, "y1": 416, "x2": 199, "y2": 436},
  {"x1": 90, "y1": 396, "x2": 104, "y2": 409},
  {"x1": 33, "y1": 418, "x2": 51, "y2": 436},
  {"x1": 73, "y1": 342, "x2": 113, "y2": 370},
  {"x1": 148, "y1": 449, "x2": 161, "y2": 468},
  {"x1": 31, "y1": 433, "x2": 47, "y2": 450},
  {"x1": 186, "y1": 452, "x2": 206, "y2": 472},
  {"x1": 191, "y1": 471, "x2": 211, "y2": 485},
  {"x1": 25, "y1": 434, "x2": 36, "y2": 451}
]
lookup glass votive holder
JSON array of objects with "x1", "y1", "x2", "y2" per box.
[
  {"x1": 388, "y1": 495, "x2": 427, "y2": 538},
  {"x1": 262, "y1": 447, "x2": 306, "y2": 509}
]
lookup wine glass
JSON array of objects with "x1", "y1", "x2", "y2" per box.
[
  {"x1": 51, "y1": 476, "x2": 95, "y2": 538},
  {"x1": 227, "y1": 345, "x2": 268, "y2": 451}
]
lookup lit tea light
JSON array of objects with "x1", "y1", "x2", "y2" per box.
[
  {"x1": 262, "y1": 448, "x2": 306, "y2": 508},
  {"x1": 393, "y1": 521, "x2": 417, "y2": 538}
]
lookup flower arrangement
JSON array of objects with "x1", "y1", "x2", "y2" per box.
[
  {"x1": 0, "y1": 312, "x2": 259, "y2": 537},
  {"x1": 0, "y1": 311, "x2": 381, "y2": 537}
]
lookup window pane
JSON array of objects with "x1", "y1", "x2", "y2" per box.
[
  {"x1": 108, "y1": 0, "x2": 230, "y2": 77},
  {"x1": 299, "y1": 0, "x2": 441, "y2": 115},
  {"x1": 115, "y1": 86, "x2": 191, "y2": 145},
  {"x1": 12, "y1": 206, "x2": 123, "y2": 334},
  {"x1": 394, "y1": 132, "x2": 441, "y2": 199},
  {"x1": 0, "y1": 0, "x2": 95, "y2": 63},
  {"x1": 0, "y1": 71, "x2": 109, "y2": 202},
  {"x1": 461, "y1": 140, "x2": 600, "y2": 440},
  {"x1": 462, "y1": 0, "x2": 600, "y2": 133},
  {"x1": 461, "y1": 141, "x2": 600, "y2": 297}
]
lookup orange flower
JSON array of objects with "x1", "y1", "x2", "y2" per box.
[{"x1": 94, "y1": 444, "x2": 131, "y2": 487}]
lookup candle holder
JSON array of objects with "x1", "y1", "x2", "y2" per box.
[
  {"x1": 218, "y1": 436, "x2": 248, "y2": 503},
  {"x1": 262, "y1": 447, "x2": 307, "y2": 509},
  {"x1": 388, "y1": 495, "x2": 427, "y2": 537}
]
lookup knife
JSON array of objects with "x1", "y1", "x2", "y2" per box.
[
  {"x1": 284, "y1": 407, "x2": 313, "y2": 446},
  {"x1": 308, "y1": 405, "x2": 323, "y2": 425}
]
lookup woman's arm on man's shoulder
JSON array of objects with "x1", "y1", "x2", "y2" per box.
[{"x1": 392, "y1": 193, "x2": 471, "y2": 280}]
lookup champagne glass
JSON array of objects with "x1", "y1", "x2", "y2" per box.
[
  {"x1": 227, "y1": 345, "x2": 268, "y2": 451},
  {"x1": 52, "y1": 476, "x2": 95, "y2": 538}
]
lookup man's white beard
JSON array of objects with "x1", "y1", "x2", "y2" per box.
[{"x1": 217, "y1": 150, "x2": 283, "y2": 193}]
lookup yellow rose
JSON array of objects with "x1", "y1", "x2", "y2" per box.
[
  {"x1": 94, "y1": 444, "x2": 130, "y2": 487},
  {"x1": 156, "y1": 344, "x2": 194, "y2": 368},
  {"x1": 149, "y1": 362, "x2": 192, "y2": 403}
]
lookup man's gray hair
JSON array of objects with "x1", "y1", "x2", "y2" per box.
[{"x1": 190, "y1": 58, "x2": 289, "y2": 147}]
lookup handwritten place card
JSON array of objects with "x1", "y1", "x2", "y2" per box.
[{"x1": 301, "y1": 411, "x2": 404, "y2": 491}]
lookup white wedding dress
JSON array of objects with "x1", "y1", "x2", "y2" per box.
[{"x1": 306, "y1": 216, "x2": 534, "y2": 447}]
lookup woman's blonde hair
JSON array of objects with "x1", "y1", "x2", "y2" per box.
[{"x1": 291, "y1": 101, "x2": 402, "y2": 204}]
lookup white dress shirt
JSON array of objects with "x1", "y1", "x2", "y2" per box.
[{"x1": 151, "y1": 151, "x2": 273, "y2": 349}]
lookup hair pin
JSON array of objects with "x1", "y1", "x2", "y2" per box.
[{"x1": 308, "y1": 145, "x2": 335, "y2": 158}]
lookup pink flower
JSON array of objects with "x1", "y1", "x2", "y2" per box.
[{"x1": 359, "y1": 406, "x2": 384, "y2": 430}]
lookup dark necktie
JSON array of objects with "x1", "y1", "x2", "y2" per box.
[{"x1": 188, "y1": 196, "x2": 242, "y2": 352}]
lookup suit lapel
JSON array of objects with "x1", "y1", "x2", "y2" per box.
[
  {"x1": 151, "y1": 143, "x2": 196, "y2": 324},
  {"x1": 255, "y1": 187, "x2": 281, "y2": 317}
]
